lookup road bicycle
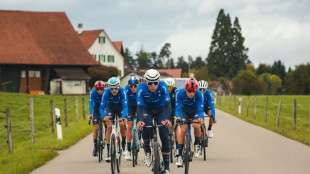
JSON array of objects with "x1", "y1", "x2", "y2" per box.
[
  {"x1": 107, "y1": 116, "x2": 123, "y2": 174},
  {"x1": 168, "y1": 117, "x2": 175, "y2": 163},
  {"x1": 131, "y1": 117, "x2": 140, "y2": 167},
  {"x1": 88, "y1": 117, "x2": 106, "y2": 163},
  {"x1": 144, "y1": 116, "x2": 166, "y2": 174},
  {"x1": 176, "y1": 119, "x2": 200, "y2": 174},
  {"x1": 199, "y1": 115, "x2": 214, "y2": 161}
]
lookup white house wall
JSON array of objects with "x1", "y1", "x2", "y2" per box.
[{"x1": 88, "y1": 31, "x2": 124, "y2": 77}]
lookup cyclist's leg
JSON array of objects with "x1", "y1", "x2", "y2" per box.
[
  {"x1": 156, "y1": 107, "x2": 170, "y2": 171},
  {"x1": 126, "y1": 102, "x2": 136, "y2": 153},
  {"x1": 177, "y1": 108, "x2": 189, "y2": 157},
  {"x1": 192, "y1": 108, "x2": 201, "y2": 145},
  {"x1": 141, "y1": 106, "x2": 152, "y2": 153},
  {"x1": 92, "y1": 108, "x2": 101, "y2": 155}
]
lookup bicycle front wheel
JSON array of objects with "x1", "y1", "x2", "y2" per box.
[
  {"x1": 98, "y1": 126, "x2": 103, "y2": 162},
  {"x1": 132, "y1": 130, "x2": 137, "y2": 167},
  {"x1": 153, "y1": 142, "x2": 160, "y2": 174},
  {"x1": 111, "y1": 134, "x2": 116, "y2": 174},
  {"x1": 201, "y1": 126, "x2": 207, "y2": 161},
  {"x1": 184, "y1": 134, "x2": 190, "y2": 174},
  {"x1": 117, "y1": 135, "x2": 121, "y2": 173}
]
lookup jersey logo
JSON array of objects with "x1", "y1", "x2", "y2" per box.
[
  {"x1": 166, "y1": 98, "x2": 169, "y2": 101},
  {"x1": 143, "y1": 114, "x2": 148, "y2": 117},
  {"x1": 137, "y1": 102, "x2": 140, "y2": 104}
]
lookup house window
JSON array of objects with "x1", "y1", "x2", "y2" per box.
[
  {"x1": 21, "y1": 70, "x2": 26, "y2": 78},
  {"x1": 98, "y1": 36, "x2": 105, "y2": 43},
  {"x1": 99, "y1": 55, "x2": 105, "y2": 63},
  {"x1": 92, "y1": 54, "x2": 96, "y2": 60},
  {"x1": 29, "y1": 70, "x2": 35, "y2": 77},
  {"x1": 108, "y1": 55, "x2": 114, "y2": 62},
  {"x1": 67, "y1": 81, "x2": 81, "y2": 87},
  {"x1": 35, "y1": 71, "x2": 40, "y2": 78},
  {"x1": 119, "y1": 70, "x2": 122, "y2": 76}
]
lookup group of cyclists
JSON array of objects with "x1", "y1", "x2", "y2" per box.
[{"x1": 88, "y1": 69, "x2": 216, "y2": 174}]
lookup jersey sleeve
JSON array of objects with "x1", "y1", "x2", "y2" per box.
[
  {"x1": 89, "y1": 90, "x2": 94, "y2": 115},
  {"x1": 99, "y1": 90, "x2": 108, "y2": 118},
  {"x1": 197, "y1": 91, "x2": 204, "y2": 119},
  {"x1": 136, "y1": 84, "x2": 146, "y2": 106},
  {"x1": 162, "y1": 83, "x2": 171, "y2": 119},
  {"x1": 175, "y1": 90, "x2": 181, "y2": 118},
  {"x1": 207, "y1": 91, "x2": 216, "y2": 119},
  {"x1": 120, "y1": 88, "x2": 128, "y2": 119}
]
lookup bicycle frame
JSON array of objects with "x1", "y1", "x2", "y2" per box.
[{"x1": 131, "y1": 118, "x2": 140, "y2": 151}]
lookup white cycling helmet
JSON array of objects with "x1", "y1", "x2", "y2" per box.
[
  {"x1": 108, "y1": 77, "x2": 120, "y2": 87},
  {"x1": 164, "y1": 78, "x2": 175, "y2": 87},
  {"x1": 198, "y1": 80, "x2": 208, "y2": 89},
  {"x1": 144, "y1": 69, "x2": 160, "y2": 82}
]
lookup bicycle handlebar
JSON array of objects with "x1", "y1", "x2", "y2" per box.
[{"x1": 176, "y1": 120, "x2": 200, "y2": 124}]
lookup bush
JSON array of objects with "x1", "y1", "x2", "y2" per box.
[
  {"x1": 232, "y1": 70, "x2": 264, "y2": 95},
  {"x1": 88, "y1": 65, "x2": 119, "y2": 87}
]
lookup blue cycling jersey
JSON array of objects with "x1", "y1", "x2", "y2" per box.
[
  {"x1": 203, "y1": 89, "x2": 216, "y2": 118},
  {"x1": 99, "y1": 87, "x2": 128, "y2": 119},
  {"x1": 125, "y1": 84, "x2": 137, "y2": 104},
  {"x1": 136, "y1": 81, "x2": 170, "y2": 107},
  {"x1": 89, "y1": 88, "x2": 104, "y2": 115},
  {"x1": 175, "y1": 88, "x2": 204, "y2": 119}
]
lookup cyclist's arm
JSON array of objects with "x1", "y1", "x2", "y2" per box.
[
  {"x1": 162, "y1": 83, "x2": 171, "y2": 120},
  {"x1": 120, "y1": 88, "x2": 128, "y2": 119},
  {"x1": 207, "y1": 90, "x2": 216, "y2": 119},
  {"x1": 197, "y1": 90, "x2": 204, "y2": 119},
  {"x1": 175, "y1": 90, "x2": 181, "y2": 119},
  {"x1": 136, "y1": 85, "x2": 146, "y2": 122},
  {"x1": 99, "y1": 90, "x2": 108, "y2": 119},
  {"x1": 89, "y1": 90, "x2": 94, "y2": 115}
]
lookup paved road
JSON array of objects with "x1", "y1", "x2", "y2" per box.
[{"x1": 31, "y1": 109, "x2": 310, "y2": 174}]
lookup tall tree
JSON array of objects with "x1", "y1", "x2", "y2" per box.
[
  {"x1": 191, "y1": 56, "x2": 206, "y2": 69},
  {"x1": 256, "y1": 63, "x2": 271, "y2": 75},
  {"x1": 285, "y1": 63, "x2": 310, "y2": 94},
  {"x1": 176, "y1": 56, "x2": 188, "y2": 73},
  {"x1": 159, "y1": 43, "x2": 172, "y2": 68},
  {"x1": 135, "y1": 50, "x2": 152, "y2": 70},
  {"x1": 270, "y1": 60, "x2": 286, "y2": 83},
  {"x1": 124, "y1": 48, "x2": 137, "y2": 70}
]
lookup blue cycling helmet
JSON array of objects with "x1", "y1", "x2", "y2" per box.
[
  {"x1": 108, "y1": 77, "x2": 120, "y2": 87},
  {"x1": 128, "y1": 75, "x2": 139, "y2": 85}
]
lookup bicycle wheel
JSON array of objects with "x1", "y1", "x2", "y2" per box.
[
  {"x1": 116, "y1": 135, "x2": 121, "y2": 173},
  {"x1": 201, "y1": 125, "x2": 207, "y2": 161},
  {"x1": 132, "y1": 130, "x2": 136, "y2": 167},
  {"x1": 169, "y1": 127, "x2": 174, "y2": 163},
  {"x1": 153, "y1": 142, "x2": 160, "y2": 174},
  {"x1": 98, "y1": 126, "x2": 103, "y2": 162},
  {"x1": 111, "y1": 134, "x2": 116, "y2": 174},
  {"x1": 184, "y1": 134, "x2": 190, "y2": 174}
]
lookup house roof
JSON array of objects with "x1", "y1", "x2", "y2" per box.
[
  {"x1": 79, "y1": 30, "x2": 102, "y2": 49},
  {"x1": 0, "y1": 10, "x2": 98, "y2": 66},
  {"x1": 112, "y1": 41, "x2": 122, "y2": 53},
  {"x1": 54, "y1": 68, "x2": 91, "y2": 80},
  {"x1": 121, "y1": 71, "x2": 173, "y2": 80},
  {"x1": 139, "y1": 69, "x2": 182, "y2": 78}
]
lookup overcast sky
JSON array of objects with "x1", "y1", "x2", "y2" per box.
[{"x1": 1, "y1": 0, "x2": 309, "y2": 69}]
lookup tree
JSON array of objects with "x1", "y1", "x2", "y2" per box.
[
  {"x1": 159, "y1": 43, "x2": 172, "y2": 68},
  {"x1": 135, "y1": 50, "x2": 152, "y2": 70},
  {"x1": 88, "y1": 65, "x2": 118, "y2": 87},
  {"x1": 285, "y1": 63, "x2": 310, "y2": 94},
  {"x1": 232, "y1": 70, "x2": 265, "y2": 95},
  {"x1": 256, "y1": 63, "x2": 271, "y2": 75},
  {"x1": 124, "y1": 48, "x2": 137, "y2": 70},
  {"x1": 191, "y1": 56, "x2": 206, "y2": 69},
  {"x1": 259, "y1": 73, "x2": 282, "y2": 94},
  {"x1": 176, "y1": 56, "x2": 188, "y2": 73},
  {"x1": 270, "y1": 60, "x2": 286, "y2": 83},
  {"x1": 247, "y1": 64, "x2": 255, "y2": 72}
]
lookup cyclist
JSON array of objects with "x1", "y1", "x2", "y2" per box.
[
  {"x1": 138, "y1": 78, "x2": 145, "y2": 84},
  {"x1": 88, "y1": 80, "x2": 105, "y2": 157},
  {"x1": 198, "y1": 80, "x2": 216, "y2": 138},
  {"x1": 124, "y1": 75, "x2": 139, "y2": 161},
  {"x1": 99, "y1": 77, "x2": 128, "y2": 162},
  {"x1": 136, "y1": 69, "x2": 172, "y2": 174},
  {"x1": 164, "y1": 78, "x2": 179, "y2": 157},
  {"x1": 175, "y1": 78, "x2": 204, "y2": 167}
]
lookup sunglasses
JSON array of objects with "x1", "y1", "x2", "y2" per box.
[
  {"x1": 186, "y1": 88, "x2": 197, "y2": 94},
  {"x1": 96, "y1": 88, "x2": 104, "y2": 91},
  {"x1": 147, "y1": 81, "x2": 159, "y2": 86},
  {"x1": 110, "y1": 88, "x2": 119, "y2": 91},
  {"x1": 130, "y1": 84, "x2": 137, "y2": 88},
  {"x1": 199, "y1": 88, "x2": 206, "y2": 92}
]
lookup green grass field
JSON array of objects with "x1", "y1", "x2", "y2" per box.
[
  {"x1": 215, "y1": 94, "x2": 310, "y2": 146},
  {"x1": 0, "y1": 92, "x2": 92, "y2": 174}
]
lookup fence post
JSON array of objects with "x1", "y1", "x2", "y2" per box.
[
  {"x1": 30, "y1": 98, "x2": 35, "y2": 143},
  {"x1": 219, "y1": 93, "x2": 221, "y2": 106},
  {"x1": 265, "y1": 96, "x2": 268, "y2": 123},
  {"x1": 234, "y1": 95, "x2": 236, "y2": 111},
  {"x1": 223, "y1": 93, "x2": 225, "y2": 108},
  {"x1": 82, "y1": 98, "x2": 86, "y2": 120},
  {"x1": 214, "y1": 92, "x2": 217, "y2": 104},
  {"x1": 75, "y1": 96, "x2": 78, "y2": 122},
  {"x1": 293, "y1": 99, "x2": 296, "y2": 130},
  {"x1": 277, "y1": 100, "x2": 282, "y2": 127},
  {"x1": 254, "y1": 96, "x2": 257, "y2": 119},
  {"x1": 246, "y1": 96, "x2": 249, "y2": 117},
  {"x1": 64, "y1": 98, "x2": 68, "y2": 127},
  {"x1": 229, "y1": 93, "x2": 231, "y2": 109},
  {"x1": 50, "y1": 100, "x2": 55, "y2": 133},
  {"x1": 6, "y1": 108, "x2": 13, "y2": 153},
  {"x1": 238, "y1": 97, "x2": 242, "y2": 114}
]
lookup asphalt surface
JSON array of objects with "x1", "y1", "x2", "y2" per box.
[{"x1": 31, "y1": 109, "x2": 310, "y2": 174}]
